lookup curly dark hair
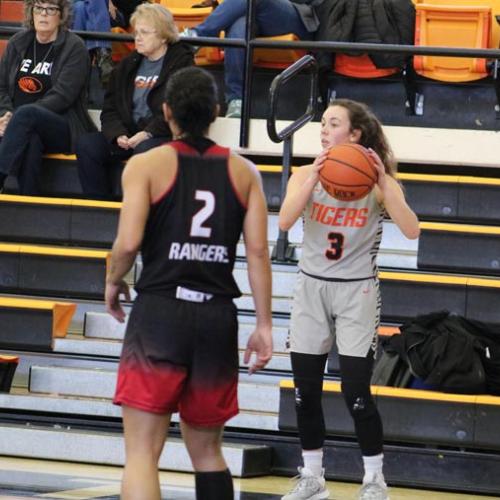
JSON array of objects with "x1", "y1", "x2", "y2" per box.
[
  {"x1": 329, "y1": 99, "x2": 397, "y2": 177},
  {"x1": 165, "y1": 67, "x2": 219, "y2": 139},
  {"x1": 24, "y1": 0, "x2": 72, "y2": 31}
]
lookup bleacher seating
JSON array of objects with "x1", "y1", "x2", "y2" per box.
[
  {"x1": 0, "y1": 298, "x2": 75, "y2": 351},
  {"x1": 334, "y1": 54, "x2": 400, "y2": 79},
  {"x1": 157, "y1": 0, "x2": 213, "y2": 29},
  {"x1": 0, "y1": 0, "x2": 23, "y2": 24},
  {"x1": 2, "y1": 4, "x2": 500, "y2": 494},
  {"x1": 280, "y1": 381, "x2": 500, "y2": 451},
  {"x1": 414, "y1": 3, "x2": 491, "y2": 82},
  {"x1": 0, "y1": 243, "x2": 110, "y2": 299}
]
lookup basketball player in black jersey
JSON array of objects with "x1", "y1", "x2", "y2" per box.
[{"x1": 105, "y1": 67, "x2": 273, "y2": 500}]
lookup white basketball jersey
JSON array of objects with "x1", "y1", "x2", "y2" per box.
[{"x1": 299, "y1": 182, "x2": 385, "y2": 280}]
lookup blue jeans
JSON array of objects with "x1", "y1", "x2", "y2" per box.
[
  {"x1": 0, "y1": 104, "x2": 71, "y2": 195},
  {"x1": 75, "y1": 132, "x2": 169, "y2": 199},
  {"x1": 72, "y1": 0, "x2": 111, "y2": 50},
  {"x1": 195, "y1": 0, "x2": 313, "y2": 101}
]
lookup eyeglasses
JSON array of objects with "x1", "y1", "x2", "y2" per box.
[
  {"x1": 33, "y1": 5, "x2": 61, "y2": 16},
  {"x1": 133, "y1": 29, "x2": 157, "y2": 38}
]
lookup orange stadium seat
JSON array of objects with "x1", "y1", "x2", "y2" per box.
[
  {"x1": 0, "y1": 40, "x2": 8, "y2": 58},
  {"x1": 0, "y1": 0, "x2": 24, "y2": 23},
  {"x1": 334, "y1": 54, "x2": 400, "y2": 79},
  {"x1": 156, "y1": 0, "x2": 213, "y2": 29},
  {"x1": 253, "y1": 33, "x2": 306, "y2": 69},
  {"x1": 414, "y1": 3, "x2": 492, "y2": 82}
]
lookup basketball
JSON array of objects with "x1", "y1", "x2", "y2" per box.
[{"x1": 319, "y1": 144, "x2": 378, "y2": 201}]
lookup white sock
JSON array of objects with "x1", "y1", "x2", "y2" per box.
[
  {"x1": 302, "y1": 449, "x2": 324, "y2": 477},
  {"x1": 362, "y1": 453, "x2": 385, "y2": 485}
]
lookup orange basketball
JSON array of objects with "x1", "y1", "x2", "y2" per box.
[{"x1": 319, "y1": 144, "x2": 378, "y2": 201}]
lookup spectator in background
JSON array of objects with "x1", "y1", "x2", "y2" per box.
[
  {"x1": 72, "y1": 1, "x2": 146, "y2": 87},
  {"x1": 110, "y1": 0, "x2": 148, "y2": 28},
  {"x1": 75, "y1": 2, "x2": 193, "y2": 200},
  {"x1": 181, "y1": 0, "x2": 322, "y2": 118},
  {"x1": 72, "y1": 0, "x2": 114, "y2": 86},
  {"x1": 0, "y1": 0, "x2": 96, "y2": 195}
]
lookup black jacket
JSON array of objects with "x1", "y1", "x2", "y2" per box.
[
  {"x1": 314, "y1": 0, "x2": 415, "y2": 69},
  {"x1": 100, "y1": 42, "x2": 194, "y2": 143},
  {"x1": 377, "y1": 311, "x2": 500, "y2": 395},
  {"x1": 290, "y1": 0, "x2": 325, "y2": 32},
  {"x1": 0, "y1": 29, "x2": 96, "y2": 151}
]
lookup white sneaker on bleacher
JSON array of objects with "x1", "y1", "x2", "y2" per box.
[
  {"x1": 225, "y1": 98, "x2": 242, "y2": 118},
  {"x1": 281, "y1": 467, "x2": 329, "y2": 500},
  {"x1": 358, "y1": 473, "x2": 389, "y2": 500}
]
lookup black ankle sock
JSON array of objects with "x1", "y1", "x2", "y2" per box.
[{"x1": 195, "y1": 468, "x2": 233, "y2": 500}]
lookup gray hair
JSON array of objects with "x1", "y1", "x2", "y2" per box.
[
  {"x1": 130, "y1": 3, "x2": 179, "y2": 45},
  {"x1": 24, "y1": 0, "x2": 72, "y2": 31}
]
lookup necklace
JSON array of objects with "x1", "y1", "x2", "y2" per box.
[{"x1": 33, "y1": 38, "x2": 54, "y2": 68}]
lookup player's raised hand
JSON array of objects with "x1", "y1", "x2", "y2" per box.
[
  {"x1": 244, "y1": 325, "x2": 273, "y2": 374},
  {"x1": 105, "y1": 279, "x2": 131, "y2": 323}
]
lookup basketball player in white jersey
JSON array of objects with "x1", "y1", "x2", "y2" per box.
[{"x1": 279, "y1": 99, "x2": 420, "y2": 500}]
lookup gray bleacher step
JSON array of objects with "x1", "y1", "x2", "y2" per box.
[
  {"x1": 0, "y1": 423, "x2": 271, "y2": 477},
  {"x1": 83, "y1": 312, "x2": 289, "y2": 352},
  {"x1": 0, "y1": 391, "x2": 279, "y2": 431},
  {"x1": 53, "y1": 336, "x2": 292, "y2": 371},
  {"x1": 29, "y1": 365, "x2": 281, "y2": 413}
]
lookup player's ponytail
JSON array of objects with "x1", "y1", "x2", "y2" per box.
[{"x1": 164, "y1": 67, "x2": 219, "y2": 140}]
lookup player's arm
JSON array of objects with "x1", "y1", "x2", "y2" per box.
[
  {"x1": 369, "y1": 148, "x2": 420, "y2": 240},
  {"x1": 241, "y1": 160, "x2": 273, "y2": 374},
  {"x1": 380, "y1": 176, "x2": 420, "y2": 239},
  {"x1": 278, "y1": 149, "x2": 329, "y2": 231},
  {"x1": 106, "y1": 155, "x2": 151, "y2": 321}
]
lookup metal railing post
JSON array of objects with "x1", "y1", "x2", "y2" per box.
[
  {"x1": 239, "y1": 0, "x2": 256, "y2": 148},
  {"x1": 267, "y1": 55, "x2": 318, "y2": 262}
]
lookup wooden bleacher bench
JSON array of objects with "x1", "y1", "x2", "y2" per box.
[
  {"x1": 279, "y1": 379, "x2": 500, "y2": 450},
  {"x1": 418, "y1": 221, "x2": 500, "y2": 275},
  {"x1": 398, "y1": 172, "x2": 500, "y2": 224},
  {"x1": 0, "y1": 297, "x2": 76, "y2": 351},
  {"x1": 0, "y1": 243, "x2": 110, "y2": 299},
  {"x1": 0, "y1": 194, "x2": 119, "y2": 247}
]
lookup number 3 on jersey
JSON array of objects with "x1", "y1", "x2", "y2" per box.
[
  {"x1": 325, "y1": 231, "x2": 344, "y2": 260},
  {"x1": 190, "y1": 190, "x2": 215, "y2": 238}
]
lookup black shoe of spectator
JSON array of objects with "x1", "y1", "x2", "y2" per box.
[{"x1": 94, "y1": 48, "x2": 114, "y2": 88}]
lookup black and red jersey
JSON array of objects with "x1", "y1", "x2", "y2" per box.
[{"x1": 135, "y1": 138, "x2": 247, "y2": 298}]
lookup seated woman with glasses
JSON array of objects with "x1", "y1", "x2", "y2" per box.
[
  {"x1": 75, "y1": 2, "x2": 194, "y2": 200},
  {"x1": 0, "y1": 0, "x2": 96, "y2": 195}
]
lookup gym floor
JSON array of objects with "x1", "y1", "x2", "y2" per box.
[{"x1": 0, "y1": 457, "x2": 494, "y2": 499}]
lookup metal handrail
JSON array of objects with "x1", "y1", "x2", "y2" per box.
[
  {"x1": 267, "y1": 55, "x2": 318, "y2": 262},
  {"x1": 267, "y1": 54, "x2": 318, "y2": 143},
  {"x1": 3, "y1": 20, "x2": 500, "y2": 142},
  {"x1": 3, "y1": 26, "x2": 500, "y2": 57}
]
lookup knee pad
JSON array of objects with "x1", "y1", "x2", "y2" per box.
[
  {"x1": 341, "y1": 378, "x2": 377, "y2": 422},
  {"x1": 294, "y1": 375, "x2": 325, "y2": 449},
  {"x1": 294, "y1": 375, "x2": 323, "y2": 416}
]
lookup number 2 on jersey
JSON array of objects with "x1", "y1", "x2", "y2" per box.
[
  {"x1": 190, "y1": 190, "x2": 215, "y2": 238},
  {"x1": 325, "y1": 231, "x2": 344, "y2": 260}
]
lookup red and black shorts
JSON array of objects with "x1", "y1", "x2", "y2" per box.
[{"x1": 113, "y1": 291, "x2": 239, "y2": 426}]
